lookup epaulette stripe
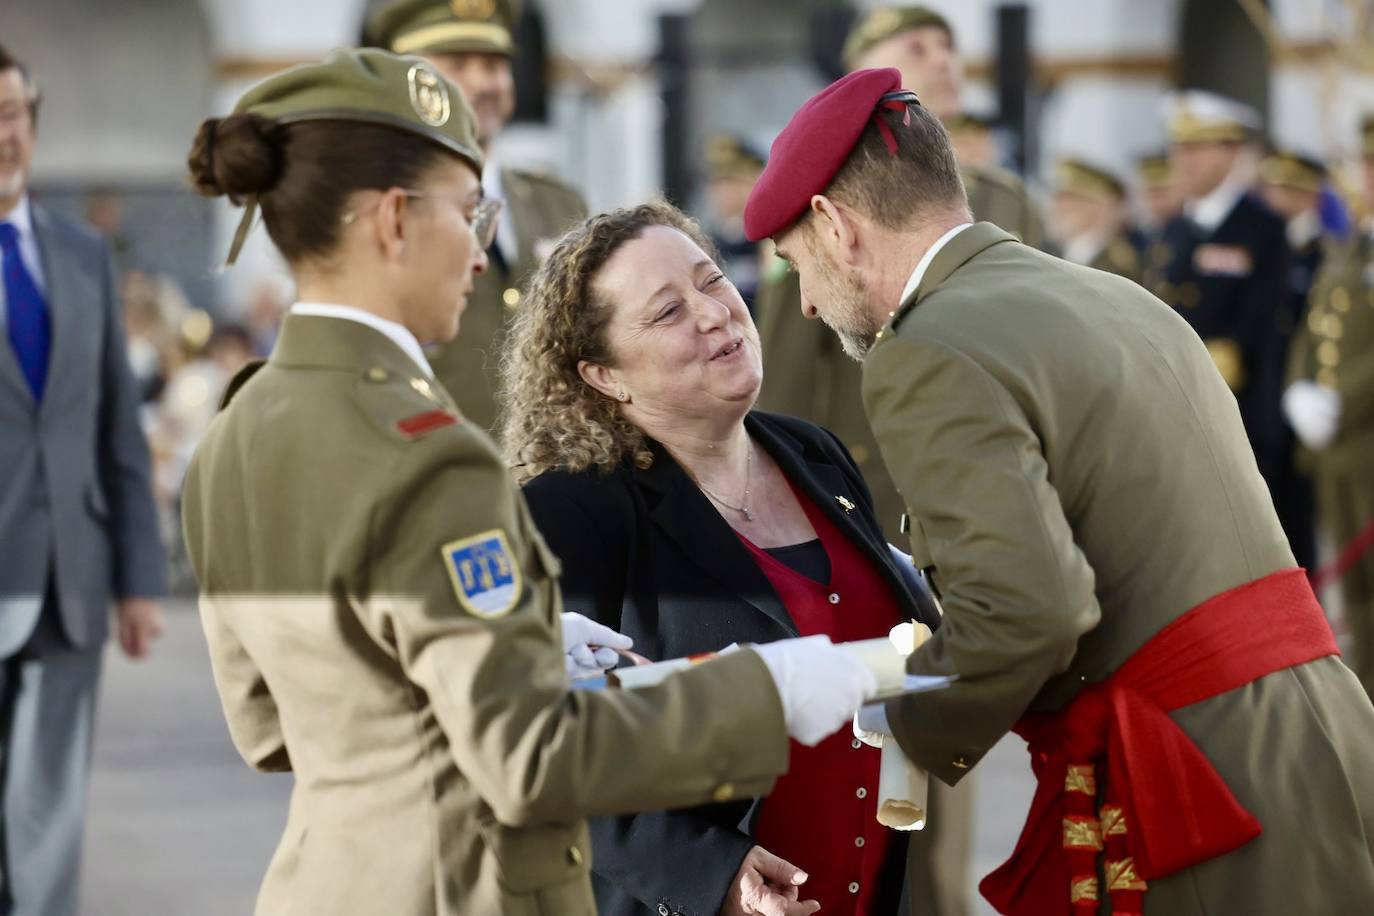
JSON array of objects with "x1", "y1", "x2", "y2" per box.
[{"x1": 397, "y1": 410, "x2": 459, "y2": 437}]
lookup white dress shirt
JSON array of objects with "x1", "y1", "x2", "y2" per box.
[
  {"x1": 1184, "y1": 171, "x2": 1248, "y2": 236},
  {"x1": 898, "y1": 222, "x2": 973, "y2": 307},
  {"x1": 0, "y1": 195, "x2": 50, "y2": 332},
  {"x1": 290, "y1": 303, "x2": 434, "y2": 378}
]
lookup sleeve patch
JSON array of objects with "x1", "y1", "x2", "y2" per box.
[
  {"x1": 441, "y1": 530, "x2": 522, "y2": 619},
  {"x1": 397, "y1": 409, "x2": 459, "y2": 438}
]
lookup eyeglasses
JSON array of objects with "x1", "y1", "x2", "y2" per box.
[
  {"x1": 468, "y1": 197, "x2": 503, "y2": 251},
  {"x1": 341, "y1": 191, "x2": 504, "y2": 250}
]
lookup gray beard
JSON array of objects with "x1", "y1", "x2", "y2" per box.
[{"x1": 818, "y1": 269, "x2": 883, "y2": 362}]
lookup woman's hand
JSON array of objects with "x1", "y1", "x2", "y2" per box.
[{"x1": 721, "y1": 845, "x2": 820, "y2": 916}]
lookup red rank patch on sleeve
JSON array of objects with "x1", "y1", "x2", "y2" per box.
[{"x1": 396, "y1": 409, "x2": 459, "y2": 438}]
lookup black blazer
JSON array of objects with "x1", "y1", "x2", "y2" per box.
[
  {"x1": 523, "y1": 411, "x2": 940, "y2": 916},
  {"x1": 1151, "y1": 194, "x2": 1291, "y2": 474}
]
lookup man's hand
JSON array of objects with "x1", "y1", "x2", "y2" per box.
[
  {"x1": 117, "y1": 598, "x2": 165, "y2": 659},
  {"x1": 561, "y1": 612, "x2": 632, "y2": 679},
  {"x1": 721, "y1": 846, "x2": 819, "y2": 916}
]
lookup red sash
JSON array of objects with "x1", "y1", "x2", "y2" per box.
[{"x1": 979, "y1": 568, "x2": 1339, "y2": 916}]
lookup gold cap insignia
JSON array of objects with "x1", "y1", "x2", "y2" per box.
[
  {"x1": 408, "y1": 62, "x2": 451, "y2": 127},
  {"x1": 451, "y1": 0, "x2": 496, "y2": 19}
]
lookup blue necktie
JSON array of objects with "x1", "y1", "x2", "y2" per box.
[{"x1": 0, "y1": 222, "x2": 50, "y2": 400}]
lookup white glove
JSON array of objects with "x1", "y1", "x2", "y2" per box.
[
  {"x1": 753, "y1": 635, "x2": 879, "y2": 746},
  {"x1": 1283, "y1": 380, "x2": 1341, "y2": 451},
  {"x1": 561, "y1": 612, "x2": 633, "y2": 680}
]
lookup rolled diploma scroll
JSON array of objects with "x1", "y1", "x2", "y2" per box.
[{"x1": 848, "y1": 622, "x2": 932, "y2": 831}]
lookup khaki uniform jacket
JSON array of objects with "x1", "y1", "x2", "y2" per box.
[
  {"x1": 1286, "y1": 230, "x2": 1374, "y2": 696},
  {"x1": 426, "y1": 168, "x2": 587, "y2": 435},
  {"x1": 754, "y1": 165, "x2": 1044, "y2": 543},
  {"x1": 1286, "y1": 229, "x2": 1374, "y2": 475},
  {"x1": 863, "y1": 223, "x2": 1374, "y2": 913},
  {"x1": 181, "y1": 314, "x2": 788, "y2": 916}
]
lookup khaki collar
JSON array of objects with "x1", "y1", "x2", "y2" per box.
[
  {"x1": 269, "y1": 312, "x2": 432, "y2": 382},
  {"x1": 898, "y1": 221, "x2": 1017, "y2": 319}
]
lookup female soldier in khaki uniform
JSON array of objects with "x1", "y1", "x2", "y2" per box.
[{"x1": 180, "y1": 49, "x2": 875, "y2": 916}]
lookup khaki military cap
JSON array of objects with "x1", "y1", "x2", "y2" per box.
[
  {"x1": 1137, "y1": 152, "x2": 1172, "y2": 188},
  {"x1": 843, "y1": 5, "x2": 954, "y2": 69},
  {"x1": 1259, "y1": 149, "x2": 1326, "y2": 193},
  {"x1": 1055, "y1": 158, "x2": 1126, "y2": 202},
  {"x1": 1361, "y1": 115, "x2": 1374, "y2": 158},
  {"x1": 366, "y1": 0, "x2": 522, "y2": 57},
  {"x1": 234, "y1": 47, "x2": 482, "y2": 174},
  {"x1": 706, "y1": 134, "x2": 766, "y2": 180}
]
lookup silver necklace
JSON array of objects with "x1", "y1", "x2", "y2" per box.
[{"x1": 697, "y1": 440, "x2": 754, "y2": 521}]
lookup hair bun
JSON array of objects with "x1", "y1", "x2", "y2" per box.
[{"x1": 187, "y1": 113, "x2": 283, "y2": 201}]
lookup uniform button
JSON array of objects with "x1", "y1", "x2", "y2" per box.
[
  {"x1": 856, "y1": 787, "x2": 867, "y2": 799},
  {"x1": 828, "y1": 593, "x2": 840, "y2": 605},
  {"x1": 953, "y1": 756, "x2": 970, "y2": 769},
  {"x1": 1318, "y1": 340, "x2": 1341, "y2": 367},
  {"x1": 852, "y1": 738, "x2": 863, "y2": 749},
  {"x1": 568, "y1": 845, "x2": 583, "y2": 866},
  {"x1": 657, "y1": 905, "x2": 670, "y2": 916},
  {"x1": 713, "y1": 783, "x2": 735, "y2": 803},
  {"x1": 503, "y1": 287, "x2": 522, "y2": 308},
  {"x1": 366, "y1": 367, "x2": 389, "y2": 382},
  {"x1": 850, "y1": 444, "x2": 869, "y2": 464},
  {"x1": 848, "y1": 882, "x2": 860, "y2": 893},
  {"x1": 855, "y1": 836, "x2": 866, "y2": 847},
  {"x1": 1332, "y1": 287, "x2": 1351, "y2": 313}
]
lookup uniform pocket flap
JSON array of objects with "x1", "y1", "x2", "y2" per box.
[{"x1": 478, "y1": 820, "x2": 589, "y2": 893}]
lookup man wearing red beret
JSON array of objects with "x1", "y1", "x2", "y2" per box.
[{"x1": 747, "y1": 68, "x2": 1374, "y2": 916}]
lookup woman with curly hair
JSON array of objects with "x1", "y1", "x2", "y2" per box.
[{"x1": 503, "y1": 200, "x2": 942, "y2": 916}]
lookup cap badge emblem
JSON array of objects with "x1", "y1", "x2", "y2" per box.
[{"x1": 408, "y1": 63, "x2": 451, "y2": 127}]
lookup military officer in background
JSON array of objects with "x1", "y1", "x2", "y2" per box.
[
  {"x1": 845, "y1": 6, "x2": 1044, "y2": 248},
  {"x1": 1145, "y1": 91, "x2": 1295, "y2": 558},
  {"x1": 1284, "y1": 116, "x2": 1374, "y2": 699},
  {"x1": 1050, "y1": 157, "x2": 1142, "y2": 283},
  {"x1": 366, "y1": 0, "x2": 587, "y2": 434},
  {"x1": 1259, "y1": 149, "x2": 1329, "y2": 332},
  {"x1": 703, "y1": 134, "x2": 767, "y2": 311},
  {"x1": 1259, "y1": 148, "x2": 1330, "y2": 571},
  {"x1": 1136, "y1": 152, "x2": 1182, "y2": 236},
  {"x1": 747, "y1": 66, "x2": 1374, "y2": 916}
]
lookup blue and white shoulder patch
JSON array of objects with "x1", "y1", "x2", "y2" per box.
[{"x1": 442, "y1": 530, "x2": 522, "y2": 619}]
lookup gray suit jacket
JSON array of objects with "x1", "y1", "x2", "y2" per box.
[{"x1": 0, "y1": 201, "x2": 164, "y2": 655}]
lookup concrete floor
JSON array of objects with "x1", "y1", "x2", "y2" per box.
[{"x1": 79, "y1": 602, "x2": 1035, "y2": 915}]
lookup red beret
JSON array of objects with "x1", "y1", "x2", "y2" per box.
[{"x1": 744, "y1": 68, "x2": 905, "y2": 241}]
